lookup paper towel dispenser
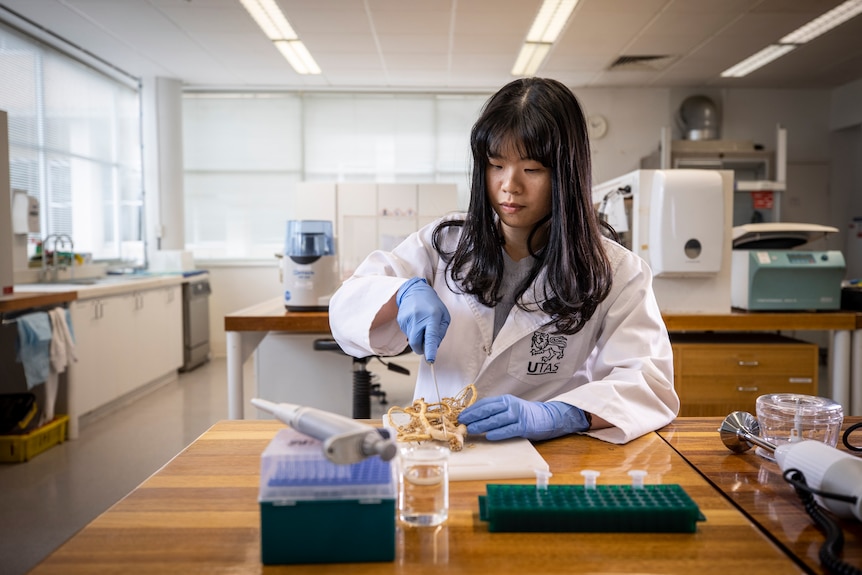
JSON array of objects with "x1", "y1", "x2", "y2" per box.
[{"x1": 649, "y1": 170, "x2": 724, "y2": 277}]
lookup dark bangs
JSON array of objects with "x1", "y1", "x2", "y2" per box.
[{"x1": 472, "y1": 102, "x2": 558, "y2": 168}]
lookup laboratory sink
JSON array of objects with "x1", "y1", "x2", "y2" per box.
[{"x1": 39, "y1": 274, "x2": 151, "y2": 286}]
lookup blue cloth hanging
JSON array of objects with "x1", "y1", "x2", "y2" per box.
[{"x1": 15, "y1": 311, "x2": 52, "y2": 389}]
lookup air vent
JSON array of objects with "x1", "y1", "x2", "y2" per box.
[{"x1": 608, "y1": 55, "x2": 677, "y2": 71}]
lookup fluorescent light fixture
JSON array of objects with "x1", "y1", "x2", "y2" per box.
[
  {"x1": 239, "y1": 0, "x2": 321, "y2": 75},
  {"x1": 721, "y1": 0, "x2": 862, "y2": 78},
  {"x1": 720, "y1": 44, "x2": 796, "y2": 78},
  {"x1": 512, "y1": 0, "x2": 579, "y2": 76},
  {"x1": 780, "y1": 0, "x2": 862, "y2": 44},
  {"x1": 527, "y1": 0, "x2": 579, "y2": 43},
  {"x1": 275, "y1": 40, "x2": 321, "y2": 75},
  {"x1": 512, "y1": 42, "x2": 552, "y2": 76}
]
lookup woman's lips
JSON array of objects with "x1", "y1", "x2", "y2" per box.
[{"x1": 500, "y1": 202, "x2": 523, "y2": 214}]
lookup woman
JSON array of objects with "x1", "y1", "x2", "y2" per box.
[{"x1": 329, "y1": 77, "x2": 678, "y2": 444}]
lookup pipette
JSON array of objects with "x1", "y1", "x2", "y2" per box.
[{"x1": 251, "y1": 398, "x2": 397, "y2": 465}]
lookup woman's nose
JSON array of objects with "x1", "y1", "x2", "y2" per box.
[{"x1": 501, "y1": 168, "x2": 521, "y2": 193}]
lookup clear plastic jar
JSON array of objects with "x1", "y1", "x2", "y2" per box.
[{"x1": 755, "y1": 393, "x2": 843, "y2": 459}]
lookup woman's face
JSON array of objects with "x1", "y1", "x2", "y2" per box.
[{"x1": 485, "y1": 140, "x2": 552, "y2": 243}]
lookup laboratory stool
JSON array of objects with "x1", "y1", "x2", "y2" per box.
[{"x1": 313, "y1": 339, "x2": 410, "y2": 419}]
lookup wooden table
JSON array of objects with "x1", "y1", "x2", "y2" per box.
[
  {"x1": 28, "y1": 418, "x2": 812, "y2": 574},
  {"x1": 0, "y1": 290, "x2": 77, "y2": 313},
  {"x1": 659, "y1": 416, "x2": 862, "y2": 575},
  {"x1": 224, "y1": 302, "x2": 862, "y2": 419}
]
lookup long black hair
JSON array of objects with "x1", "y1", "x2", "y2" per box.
[{"x1": 432, "y1": 77, "x2": 613, "y2": 335}]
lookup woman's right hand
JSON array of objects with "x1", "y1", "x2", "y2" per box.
[{"x1": 395, "y1": 277, "x2": 450, "y2": 363}]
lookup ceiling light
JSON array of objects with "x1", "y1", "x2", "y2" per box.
[
  {"x1": 239, "y1": 0, "x2": 321, "y2": 75},
  {"x1": 512, "y1": 43, "x2": 552, "y2": 76},
  {"x1": 527, "y1": 0, "x2": 579, "y2": 43},
  {"x1": 275, "y1": 40, "x2": 321, "y2": 75},
  {"x1": 780, "y1": 0, "x2": 862, "y2": 44},
  {"x1": 720, "y1": 0, "x2": 862, "y2": 79},
  {"x1": 720, "y1": 44, "x2": 796, "y2": 78},
  {"x1": 512, "y1": 0, "x2": 579, "y2": 76}
]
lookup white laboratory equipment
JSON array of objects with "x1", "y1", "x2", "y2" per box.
[
  {"x1": 592, "y1": 169, "x2": 734, "y2": 313},
  {"x1": 280, "y1": 220, "x2": 338, "y2": 311}
]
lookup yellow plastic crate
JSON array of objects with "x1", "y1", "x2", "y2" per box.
[{"x1": 0, "y1": 415, "x2": 69, "y2": 463}]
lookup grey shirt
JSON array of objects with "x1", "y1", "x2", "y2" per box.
[{"x1": 493, "y1": 252, "x2": 535, "y2": 340}]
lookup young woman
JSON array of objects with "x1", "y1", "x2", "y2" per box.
[{"x1": 329, "y1": 77, "x2": 678, "y2": 444}]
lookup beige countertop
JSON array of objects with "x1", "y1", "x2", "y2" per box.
[{"x1": 12, "y1": 272, "x2": 204, "y2": 300}]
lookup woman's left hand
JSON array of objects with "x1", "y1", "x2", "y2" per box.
[{"x1": 458, "y1": 395, "x2": 590, "y2": 441}]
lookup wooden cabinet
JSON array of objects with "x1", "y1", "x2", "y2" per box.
[
  {"x1": 70, "y1": 285, "x2": 183, "y2": 417},
  {"x1": 671, "y1": 333, "x2": 818, "y2": 416}
]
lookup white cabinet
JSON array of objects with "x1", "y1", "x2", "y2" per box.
[
  {"x1": 70, "y1": 284, "x2": 183, "y2": 416},
  {"x1": 119, "y1": 286, "x2": 183, "y2": 397},
  {"x1": 70, "y1": 297, "x2": 126, "y2": 414}
]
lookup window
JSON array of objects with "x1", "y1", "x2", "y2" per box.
[
  {"x1": 0, "y1": 22, "x2": 143, "y2": 266},
  {"x1": 182, "y1": 92, "x2": 486, "y2": 260}
]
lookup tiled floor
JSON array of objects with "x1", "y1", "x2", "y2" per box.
[{"x1": 0, "y1": 357, "x2": 414, "y2": 575}]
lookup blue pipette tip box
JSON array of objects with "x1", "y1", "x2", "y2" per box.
[
  {"x1": 478, "y1": 483, "x2": 706, "y2": 533},
  {"x1": 259, "y1": 428, "x2": 396, "y2": 565}
]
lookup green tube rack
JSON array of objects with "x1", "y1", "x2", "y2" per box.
[{"x1": 478, "y1": 483, "x2": 706, "y2": 533}]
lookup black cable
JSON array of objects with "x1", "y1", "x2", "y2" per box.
[
  {"x1": 843, "y1": 422, "x2": 862, "y2": 452},
  {"x1": 782, "y1": 469, "x2": 862, "y2": 575}
]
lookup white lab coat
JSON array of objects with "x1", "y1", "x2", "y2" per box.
[{"x1": 329, "y1": 215, "x2": 678, "y2": 444}]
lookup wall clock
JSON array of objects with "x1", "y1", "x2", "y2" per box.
[{"x1": 587, "y1": 114, "x2": 608, "y2": 140}]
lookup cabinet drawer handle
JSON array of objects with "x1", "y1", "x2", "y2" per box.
[
  {"x1": 737, "y1": 361, "x2": 760, "y2": 367},
  {"x1": 736, "y1": 386, "x2": 759, "y2": 393},
  {"x1": 789, "y1": 377, "x2": 813, "y2": 384}
]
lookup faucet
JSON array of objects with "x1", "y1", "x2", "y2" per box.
[{"x1": 40, "y1": 233, "x2": 75, "y2": 282}]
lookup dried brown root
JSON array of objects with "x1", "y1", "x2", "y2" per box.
[{"x1": 387, "y1": 384, "x2": 477, "y2": 451}]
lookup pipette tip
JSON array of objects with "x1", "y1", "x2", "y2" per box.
[{"x1": 534, "y1": 468, "x2": 552, "y2": 490}]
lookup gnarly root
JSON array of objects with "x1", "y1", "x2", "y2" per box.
[{"x1": 386, "y1": 384, "x2": 477, "y2": 451}]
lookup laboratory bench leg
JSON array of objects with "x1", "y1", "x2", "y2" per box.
[{"x1": 226, "y1": 330, "x2": 266, "y2": 419}]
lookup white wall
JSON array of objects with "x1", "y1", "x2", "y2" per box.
[
  {"x1": 206, "y1": 262, "x2": 282, "y2": 357},
  {"x1": 577, "y1": 87, "x2": 834, "y2": 184},
  {"x1": 142, "y1": 77, "x2": 186, "y2": 258},
  {"x1": 576, "y1": 88, "x2": 670, "y2": 185},
  {"x1": 831, "y1": 78, "x2": 862, "y2": 130}
]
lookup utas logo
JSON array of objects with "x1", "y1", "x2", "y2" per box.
[{"x1": 528, "y1": 332, "x2": 567, "y2": 375}]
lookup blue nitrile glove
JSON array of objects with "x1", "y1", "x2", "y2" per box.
[
  {"x1": 395, "y1": 277, "x2": 450, "y2": 363},
  {"x1": 458, "y1": 395, "x2": 591, "y2": 441}
]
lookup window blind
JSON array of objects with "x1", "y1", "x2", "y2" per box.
[
  {"x1": 183, "y1": 92, "x2": 485, "y2": 260},
  {"x1": 0, "y1": 21, "x2": 143, "y2": 266}
]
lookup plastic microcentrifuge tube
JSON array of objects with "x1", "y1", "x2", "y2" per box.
[
  {"x1": 628, "y1": 469, "x2": 647, "y2": 489},
  {"x1": 534, "y1": 468, "x2": 552, "y2": 491},
  {"x1": 580, "y1": 469, "x2": 600, "y2": 489}
]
